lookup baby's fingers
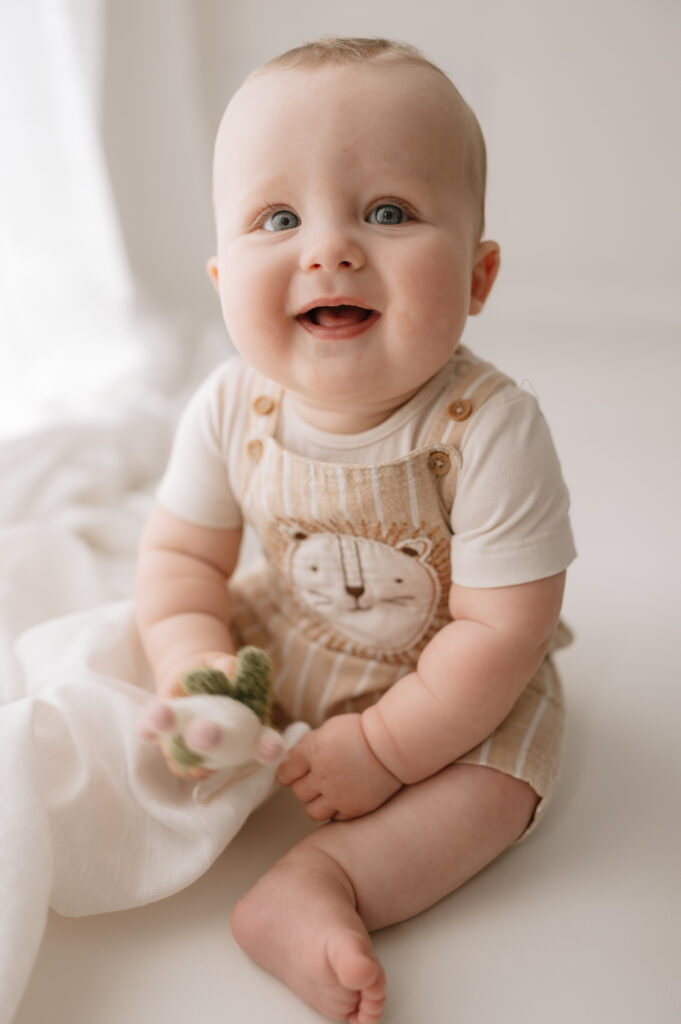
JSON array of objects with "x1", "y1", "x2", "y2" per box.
[
  {"x1": 277, "y1": 746, "x2": 310, "y2": 786},
  {"x1": 303, "y1": 795, "x2": 337, "y2": 822},
  {"x1": 290, "y1": 772, "x2": 322, "y2": 805}
]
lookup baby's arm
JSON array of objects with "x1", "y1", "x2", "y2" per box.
[
  {"x1": 279, "y1": 572, "x2": 565, "y2": 819},
  {"x1": 135, "y1": 502, "x2": 242, "y2": 698},
  {"x1": 362, "y1": 571, "x2": 566, "y2": 784}
]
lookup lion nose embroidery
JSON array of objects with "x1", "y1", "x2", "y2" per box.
[{"x1": 337, "y1": 537, "x2": 365, "y2": 606}]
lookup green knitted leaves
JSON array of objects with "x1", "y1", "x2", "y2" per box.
[{"x1": 180, "y1": 646, "x2": 273, "y2": 724}]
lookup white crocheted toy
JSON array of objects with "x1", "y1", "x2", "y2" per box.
[{"x1": 139, "y1": 646, "x2": 286, "y2": 775}]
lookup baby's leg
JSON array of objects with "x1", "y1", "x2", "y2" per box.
[{"x1": 231, "y1": 764, "x2": 537, "y2": 1022}]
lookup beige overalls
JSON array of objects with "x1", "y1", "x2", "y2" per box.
[{"x1": 228, "y1": 346, "x2": 567, "y2": 828}]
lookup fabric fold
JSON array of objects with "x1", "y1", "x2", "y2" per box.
[{"x1": 2, "y1": 600, "x2": 305, "y2": 1022}]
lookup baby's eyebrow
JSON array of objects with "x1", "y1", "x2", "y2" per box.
[
  {"x1": 240, "y1": 172, "x2": 295, "y2": 198},
  {"x1": 235, "y1": 187, "x2": 296, "y2": 222}
]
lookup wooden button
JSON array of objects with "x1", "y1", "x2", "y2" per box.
[
  {"x1": 454, "y1": 360, "x2": 473, "y2": 378},
  {"x1": 247, "y1": 439, "x2": 263, "y2": 462},
  {"x1": 253, "y1": 395, "x2": 275, "y2": 415},
  {"x1": 447, "y1": 399, "x2": 472, "y2": 421},
  {"x1": 428, "y1": 450, "x2": 451, "y2": 476}
]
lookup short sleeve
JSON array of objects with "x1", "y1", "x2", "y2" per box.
[
  {"x1": 156, "y1": 358, "x2": 245, "y2": 529},
  {"x1": 450, "y1": 386, "x2": 576, "y2": 587}
]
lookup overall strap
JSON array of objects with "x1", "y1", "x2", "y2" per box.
[
  {"x1": 235, "y1": 367, "x2": 284, "y2": 504},
  {"x1": 424, "y1": 345, "x2": 514, "y2": 450},
  {"x1": 423, "y1": 346, "x2": 514, "y2": 512},
  {"x1": 244, "y1": 369, "x2": 283, "y2": 441}
]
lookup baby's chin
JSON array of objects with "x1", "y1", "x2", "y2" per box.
[{"x1": 288, "y1": 377, "x2": 421, "y2": 435}]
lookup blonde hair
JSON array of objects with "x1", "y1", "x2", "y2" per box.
[{"x1": 251, "y1": 37, "x2": 487, "y2": 237}]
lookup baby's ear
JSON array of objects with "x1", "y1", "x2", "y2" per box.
[
  {"x1": 206, "y1": 257, "x2": 219, "y2": 292},
  {"x1": 396, "y1": 537, "x2": 432, "y2": 560},
  {"x1": 469, "y1": 241, "x2": 500, "y2": 315}
]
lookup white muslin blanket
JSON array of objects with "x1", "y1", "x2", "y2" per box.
[
  {"x1": 0, "y1": 415, "x2": 306, "y2": 1022},
  {"x1": 1, "y1": 602, "x2": 307, "y2": 1022}
]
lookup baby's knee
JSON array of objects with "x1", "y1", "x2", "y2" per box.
[
  {"x1": 498, "y1": 771, "x2": 539, "y2": 832},
  {"x1": 455, "y1": 763, "x2": 539, "y2": 839},
  {"x1": 230, "y1": 892, "x2": 252, "y2": 943},
  {"x1": 231, "y1": 885, "x2": 267, "y2": 956}
]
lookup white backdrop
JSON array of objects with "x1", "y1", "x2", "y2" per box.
[
  {"x1": 3, "y1": 3, "x2": 681, "y2": 1021},
  {"x1": 1, "y1": 0, "x2": 679, "y2": 437}
]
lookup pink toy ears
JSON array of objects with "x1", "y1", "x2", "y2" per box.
[
  {"x1": 138, "y1": 701, "x2": 175, "y2": 741},
  {"x1": 256, "y1": 732, "x2": 285, "y2": 764},
  {"x1": 184, "y1": 718, "x2": 222, "y2": 752}
]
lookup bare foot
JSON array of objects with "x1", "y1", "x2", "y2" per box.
[{"x1": 231, "y1": 845, "x2": 386, "y2": 1022}]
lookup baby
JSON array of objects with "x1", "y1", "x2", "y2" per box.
[{"x1": 135, "y1": 37, "x2": 575, "y2": 1023}]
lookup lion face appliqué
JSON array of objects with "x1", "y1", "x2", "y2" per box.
[{"x1": 286, "y1": 530, "x2": 441, "y2": 653}]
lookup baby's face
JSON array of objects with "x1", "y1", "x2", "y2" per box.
[{"x1": 211, "y1": 63, "x2": 497, "y2": 431}]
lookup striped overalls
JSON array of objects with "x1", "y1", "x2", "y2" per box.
[{"x1": 228, "y1": 346, "x2": 567, "y2": 825}]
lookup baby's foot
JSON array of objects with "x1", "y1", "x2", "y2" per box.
[{"x1": 231, "y1": 846, "x2": 386, "y2": 1022}]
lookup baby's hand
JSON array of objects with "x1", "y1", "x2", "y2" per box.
[
  {"x1": 139, "y1": 700, "x2": 213, "y2": 780},
  {"x1": 143, "y1": 651, "x2": 239, "y2": 779},
  {"x1": 277, "y1": 713, "x2": 402, "y2": 821},
  {"x1": 157, "y1": 652, "x2": 238, "y2": 701}
]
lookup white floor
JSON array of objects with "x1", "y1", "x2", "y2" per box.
[{"x1": 14, "y1": 327, "x2": 681, "y2": 1023}]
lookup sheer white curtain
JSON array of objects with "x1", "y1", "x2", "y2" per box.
[
  {"x1": 1, "y1": 0, "x2": 129, "y2": 434},
  {"x1": 0, "y1": 0, "x2": 224, "y2": 438},
  {"x1": 3, "y1": 0, "x2": 678, "y2": 443}
]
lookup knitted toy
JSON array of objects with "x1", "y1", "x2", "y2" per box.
[{"x1": 139, "y1": 646, "x2": 285, "y2": 775}]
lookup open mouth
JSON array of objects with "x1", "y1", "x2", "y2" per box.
[
  {"x1": 296, "y1": 304, "x2": 379, "y2": 338},
  {"x1": 299, "y1": 305, "x2": 373, "y2": 327}
]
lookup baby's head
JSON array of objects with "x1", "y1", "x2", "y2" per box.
[
  {"x1": 209, "y1": 37, "x2": 500, "y2": 431},
  {"x1": 232, "y1": 38, "x2": 488, "y2": 241}
]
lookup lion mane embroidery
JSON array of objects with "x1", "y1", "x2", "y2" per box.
[{"x1": 264, "y1": 517, "x2": 452, "y2": 662}]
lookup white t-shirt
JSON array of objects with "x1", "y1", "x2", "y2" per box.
[{"x1": 157, "y1": 355, "x2": 576, "y2": 588}]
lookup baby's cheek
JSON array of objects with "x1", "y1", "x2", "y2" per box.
[
  {"x1": 222, "y1": 267, "x2": 258, "y2": 335},
  {"x1": 422, "y1": 267, "x2": 469, "y2": 334},
  {"x1": 395, "y1": 271, "x2": 463, "y2": 336},
  {"x1": 222, "y1": 248, "x2": 279, "y2": 337}
]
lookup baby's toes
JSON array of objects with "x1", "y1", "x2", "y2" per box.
[{"x1": 327, "y1": 929, "x2": 384, "y2": 995}]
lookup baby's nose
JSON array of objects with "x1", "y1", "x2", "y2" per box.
[{"x1": 301, "y1": 227, "x2": 365, "y2": 272}]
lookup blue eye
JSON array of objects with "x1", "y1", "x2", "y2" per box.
[
  {"x1": 367, "y1": 203, "x2": 409, "y2": 226},
  {"x1": 263, "y1": 209, "x2": 300, "y2": 231}
]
